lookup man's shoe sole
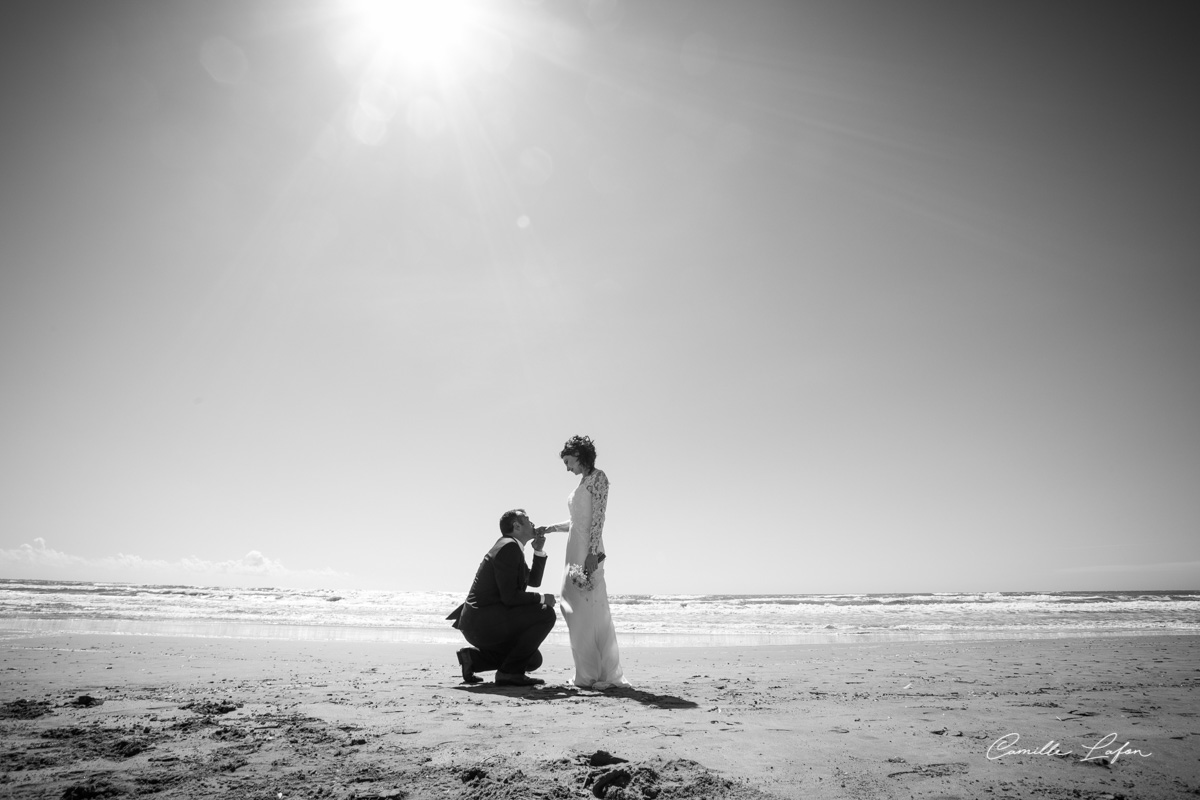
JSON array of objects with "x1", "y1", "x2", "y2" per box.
[
  {"x1": 457, "y1": 649, "x2": 483, "y2": 684},
  {"x1": 495, "y1": 674, "x2": 542, "y2": 687}
]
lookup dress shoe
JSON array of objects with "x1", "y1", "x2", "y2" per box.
[
  {"x1": 456, "y1": 648, "x2": 483, "y2": 684},
  {"x1": 495, "y1": 671, "x2": 543, "y2": 687}
]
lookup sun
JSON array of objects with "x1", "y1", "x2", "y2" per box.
[
  {"x1": 351, "y1": 0, "x2": 481, "y2": 73},
  {"x1": 340, "y1": 0, "x2": 503, "y2": 145}
]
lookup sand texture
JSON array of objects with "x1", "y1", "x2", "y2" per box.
[{"x1": 2, "y1": 633, "x2": 1198, "y2": 799}]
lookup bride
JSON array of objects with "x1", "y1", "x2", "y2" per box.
[{"x1": 540, "y1": 435, "x2": 629, "y2": 689}]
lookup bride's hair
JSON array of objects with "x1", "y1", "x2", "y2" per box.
[{"x1": 559, "y1": 435, "x2": 597, "y2": 470}]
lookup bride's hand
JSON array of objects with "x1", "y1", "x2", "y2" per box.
[{"x1": 584, "y1": 552, "x2": 600, "y2": 575}]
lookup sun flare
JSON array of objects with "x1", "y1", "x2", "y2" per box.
[{"x1": 352, "y1": 0, "x2": 480, "y2": 71}]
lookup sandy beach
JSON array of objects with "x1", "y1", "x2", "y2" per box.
[{"x1": 2, "y1": 632, "x2": 1198, "y2": 799}]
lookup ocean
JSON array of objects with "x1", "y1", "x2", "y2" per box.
[{"x1": 1, "y1": 579, "x2": 1197, "y2": 647}]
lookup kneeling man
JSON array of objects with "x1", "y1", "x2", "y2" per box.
[{"x1": 447, "y1": 509, "x2": 556, "y2": 686}]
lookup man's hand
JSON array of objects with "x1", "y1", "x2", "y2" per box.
[
  {"x1": 532, "y1": 534, "x2": 547, "y2": 551},
  {"x1": 542, "y1": 593, "x2": 556, "y2": 608},
  {"x1": 583, "y1": 551, "x2": 600, "y2": 576}
]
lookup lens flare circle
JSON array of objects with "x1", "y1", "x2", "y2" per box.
[{"x1": 200, "y1": 36, "x2": 248, "y2": 85}]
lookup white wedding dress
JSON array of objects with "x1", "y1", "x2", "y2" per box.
[{"x1": 560, "y1": 469, "x2": 629, "y2": 689}]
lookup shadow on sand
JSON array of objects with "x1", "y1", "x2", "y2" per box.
[{"x1": 453, "y1": 682, "x2": 698, "y2": 710}]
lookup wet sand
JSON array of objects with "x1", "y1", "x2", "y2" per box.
[{"x1": 2, "y1": 632, "x2": 1198, "y2": 799}]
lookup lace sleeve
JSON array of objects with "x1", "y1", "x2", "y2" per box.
[{"x1": 586, "y1": 470, "x2": 609, "y2": 555}]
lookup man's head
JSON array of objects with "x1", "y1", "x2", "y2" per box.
[{"x1": 498, "y1": 508, "x2": 534, "y2": 542}]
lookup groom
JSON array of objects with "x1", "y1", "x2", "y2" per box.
[{"x1": 447, "y1": 509, "x2": 556, "y2": 687}]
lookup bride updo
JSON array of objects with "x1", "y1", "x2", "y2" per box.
[{"x1": 559, "y1": 435, "x2": 597, "y2": 470}]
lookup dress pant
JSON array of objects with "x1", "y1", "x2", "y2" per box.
[{"x1": 459, "y1": 603, "x2": 556, "y2": 674}]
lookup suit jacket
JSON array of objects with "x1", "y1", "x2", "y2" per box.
[{"x1": 447, "y1": 538, "x2": 547, "y2": 629}]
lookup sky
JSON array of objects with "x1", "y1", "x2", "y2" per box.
[{"x1": 1, "y1": 0, "x2": 1198, "y2": 596}]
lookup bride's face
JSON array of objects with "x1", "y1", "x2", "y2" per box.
[{"x1": 563, "y1": 455, "x2": 583, "y2": 475}]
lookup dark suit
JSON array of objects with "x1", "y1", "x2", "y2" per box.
[{"x1": 448, "y1": 537, "x2": 556, "y2": 675}]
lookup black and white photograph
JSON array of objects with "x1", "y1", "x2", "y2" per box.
[{"x1": 2, "y1": 0, "x2": 1198, "y2": 798}]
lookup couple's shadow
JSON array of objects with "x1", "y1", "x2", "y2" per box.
[{"x1": 453, "y1": 682, "x2": 697, "y2": 710}]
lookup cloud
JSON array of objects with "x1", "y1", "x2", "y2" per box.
[
  {"x1": 5, "y1": 538, "x2": 80, "y2": 568},
  {"x1": 0, "y1": 538, "x2": 348, "y2": 587},
  {"x1": 1056, "y1": 560, "x2": 1200, "y2": 575}
]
